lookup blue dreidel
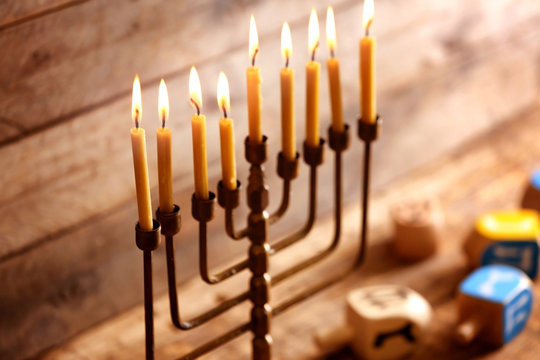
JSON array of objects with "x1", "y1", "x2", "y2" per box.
[
  {"x1": 463, "y1": 209, "x2": 540, "y2": 279},
  {"x1": 522, "y1": 169, "x2": 540, "y2": 212},
  {"x1": 455, "y1": 264, "x2": 533, "y2": 346}
]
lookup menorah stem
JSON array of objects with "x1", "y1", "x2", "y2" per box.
[
  {"x1": 143, "y1": 250, "x2": 155, "y2": 360},
  {"x1": 135, "y1": 220, "x2": 161, "y2": 360},
  {"x1": 245, "y1": 136, "x2": 272, "y2": 360},
  {"x1": 358, "y1": 141, "x2": 371, "y2": 266},
  {"x1": 357, "y1": 116, "x2": 381, "y2": 266}
]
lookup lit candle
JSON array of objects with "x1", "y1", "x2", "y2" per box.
[
  {"x1": 326, "y1": 6, "x2": 344, "y2": 132},
  {"x1": 306, "y1": 9, "x2": 320, "y2": 147},
  {"x1": 189, "y1": 66, "x2": 209, "y2": 199},
  {"x1": 247, "y1": 15, "x2": 263, "y2": 144},
  {"x1": 130, "y1": 75, "x2": 153, "y2": 230},
  {"x1": 360, "y1": 0, "x2": 376, "y2": 123},
  {"x1": 156, "y1": 79, "x2": 174, "y2": 213},
  {"x1": 217, "y1": 72, "x2": 237, "y2": 190},
  {"x1": 280, "y1": 22, "x2": 296, "y2": 161}
]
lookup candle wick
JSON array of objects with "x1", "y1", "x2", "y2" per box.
[
  {"x1": 311, "y1": 41, "x2": 319, "y2": 61},
  {"x1": 222, "y1": 106, "x2": 228, "y2": 119},
  {"x1": 285, "y1": 55, "x2": 289, "y2": 68},
  {"x1": 190, "y1": 98, "x2": 201, "y2": 116},
  {"x1": 251, "y1": 48, "x2": 259, "y2": 67},
  {"x1": 161, "y1": 117, "x2": 166, "y2": 129},
  {"x1": 330, "y1": 48, "x2": 335, "y2": 58},
  {"x1": 135, "y1": 109, "x2": 140, "y2": 129}
]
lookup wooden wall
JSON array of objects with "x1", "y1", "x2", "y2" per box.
[{"x1": 0, "y1": 0, "x2": 538, "y2": 358}]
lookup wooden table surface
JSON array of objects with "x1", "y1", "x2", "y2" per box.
[{"x1": 42, "y1": 102, "x2": 540, "y2": 359}]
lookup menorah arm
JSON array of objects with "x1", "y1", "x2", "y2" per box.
[
  {"x1": 270, "y1": 163, "x2": 317, "y2": 254},
  {"x1": 268, "y1": 152, "x2": 300, "y2": 225},
  {"x1": 198, "y1": 220, "x2": 249, "y2": 284},
  {"x1": 224, "y1": 207, "x2": 248, "y2": 240},
  {"x1": 273, "y1": 127, "x2": 349, "y2": 284},
  {"x1": 165, "y1": 235, "x2": 250, "y2": 330},
  {"x1": 268, "y1": 178, "x2": 291, "y2": 225},
  {"x1": 217, "y1": 181, "x2": 249, "y2": 240}
]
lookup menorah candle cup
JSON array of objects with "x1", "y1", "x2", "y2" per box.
[
  {"x1": 328, "y1": 124, "x2": 350, "y2": 152},
  {"x1": 391, "y1": 197, "x2": 444, "y2": 261},
  {"x1": 315, "y1": 285, "x2": 432, "y2": 360},
  {"x1": 156, "y1": 204, "x2": 181, "y2": 237},
  {"x1": 463, "y1": 209, "x2": 540, "y2": 279},
  {"x1": 454, "y1": 264, "x2": 533, "y2": 346},
  {"x1": 276, "y1": 152, "x2": 300, "y2": 180},
  {"x1": 521, "y1": 169, "x2": 540, "y2": 212}
]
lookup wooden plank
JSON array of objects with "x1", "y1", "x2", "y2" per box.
[
  {"x1": 42, "y1": 103, "x2": 540, "y2": 359},
  {"x1": 0, "y1": 1, "x2": 88, "y2": 30},
  {"x1": 0, "y1": 0, "x2": 538, "y2": 145}
]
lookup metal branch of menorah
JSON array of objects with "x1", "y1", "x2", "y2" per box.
[{"x1": 134, "y1": 116, "x2": 381, "y2": 360}]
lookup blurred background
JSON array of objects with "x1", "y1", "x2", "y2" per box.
[{"x1": 0, "y1": 0, "x2": 539, "y2": 358}]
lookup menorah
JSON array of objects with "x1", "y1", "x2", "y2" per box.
[{"x1": 134, "y1": 115, "x2": 381, "y2": 360}]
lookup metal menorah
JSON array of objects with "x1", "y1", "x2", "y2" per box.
[{"x1": 134, "y1": 116, "x2": 381, "y2": 360}]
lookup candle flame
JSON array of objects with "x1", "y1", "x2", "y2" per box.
[
  {"x1": 217, "y1": 71, "x2": 230, "y2": 117},
  {"x1": 158, "y1": 78, "x2": 169, "y2": 126},
  {"x1": 132, "y1": 74, "x2": 142, "y2": 126},
  {"x1": 326, "y1": 6, "x2": 336, "y2": 54},
  {"x1": 308, "y1": 9, "x2": 320, "y2": 59},
  {"x1": 362, "y1": 0, "x2": 374, "y2": 34},
  {"x1": 249, "y1": 15, "x2": 259, "y2": 65},
  {"x1": 281, "y1": 22, "x2": 292, "y2": 65},
  {"x1": 189, "y1": 66, "x2": 202, "y2": 113}
]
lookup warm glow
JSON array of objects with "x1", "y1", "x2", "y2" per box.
[
  {"x1": 308, "y1": 9, "x2": 320, "y2": 57},
  {"x1": 158, "y1": 78, "x2": 169, "y2": 125},
  {"x1": 132, "y1": 74, "x2": 142, "y2": 125},
  {"x1": 281, "y1": 22, "x2": 292, "y2": 64},
  {"x1": 189, "y1": 66, "x2": 202, "y2": 112},
  {"x1": 249, "y1": 15, "x2": 259, "y2": 65},
  {"x1": 326, "y1": 6, "x2": 336, "y2": 53},
  {"x1": 363, "y1": 0, "x2": 374, "y2": 33},
  {"x1": 217, "y1": 72, "x2": 230, "y2": 116}
]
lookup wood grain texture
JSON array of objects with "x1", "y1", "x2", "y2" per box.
[
  {"x1": 0, "y1": 0, "x2": 89, "y2": 30},
  {"x1": 42, "y1": 103, "x2": 540, "y2": 359},
  {"x1": 1, "y1": 0, "x2": 540, "y2": 358}
]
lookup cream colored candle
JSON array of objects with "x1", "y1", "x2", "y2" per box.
[
  {"x1": 247, "y1": 15, "x2": 263, "y2": 144},
  {"x1": 156, "y1": 78, "x2": 174, "y2": 213},
  {"x1": 326, "y1": 6, "x2": 344, "y2": 132},
  {"x1": 280, "y1": 22, "x2": 295, "y2": 161},
  {"x1": 130, "y1": 75, "x2": 153, "y2": 230},
  {"x1": 217, "y1": 72, "x2": 237, "y2": 190},
  {"x1": 189, "y1": 67, "x2": 209, "y2": 200},
  {"x1": 306, "y1": 9, "x2": 320, "y2": 148},
  {"x1": 360, "y1": 0, "x2": 376, "y2": 123}
]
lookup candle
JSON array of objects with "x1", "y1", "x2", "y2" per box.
[
  {"x1": 189, "y1": 66, "x2": 209, "y2": 199},
  {"x1": 326, "y1": 6, "x2": 344, "y2": 132},
  {"x1": 217, "y1": 72, "x2": 237, "y2": 190},
  {"x1": 306, "y1": 9, "x2": 320, "y2": 148},
  {"x1": 130, "y1": 75, "x2": 153, "y2": 230},
  {"x1": 280, "y1": 22, "x2": 295, "y2": 161},
  {"x1": 246, "y1": 15, "x2": 263, "y2": 144},
  {"x1": 360, "y1": 0, "x2": 376, "y2": 123},
  {"x1": 156, "y1": 78, "x2": 174, "y2": 213}
]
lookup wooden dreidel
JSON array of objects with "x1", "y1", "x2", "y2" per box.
[
  {"x1": 521, "y1": 169, "x2": 540, "y2": 212},
  {"x1": 390, "y1": 197, "x2": 444, "y2": 261},
  {"x1": 315, "y1": 285, "x2": 432, "y2": 360},
  {"x1": 463, "y1": 209, "x2": 540, "y2": 279},
  {"x1": 455, "y1": 264, "x2": 533, "y2": 346}
]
